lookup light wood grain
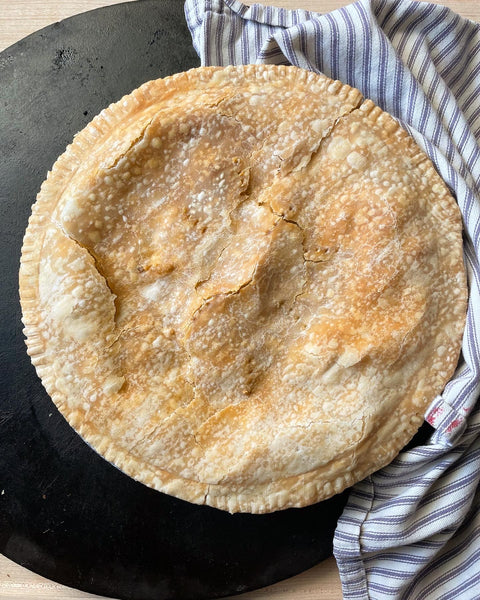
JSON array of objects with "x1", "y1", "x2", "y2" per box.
[
  {"x1": 1, "y1": 0, "x2": 478, "y2": 599},
  {"x1": 1, "y1": 0, "x2": 479, "y2": 53},
  {"x1": 0, "y1": 553, "x2": 341, "y2": 600}
]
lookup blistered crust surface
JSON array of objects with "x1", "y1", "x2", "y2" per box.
[{"x1": 20, "y1": 65, "x2": 467, "y2": 513}]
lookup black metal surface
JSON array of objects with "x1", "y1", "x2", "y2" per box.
[{"x1": 0, "y1": 1, "x2": 350, "y2": 599}]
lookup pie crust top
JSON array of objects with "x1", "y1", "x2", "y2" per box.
[{"x1": 19, "y1": 65, "x2": 467, "y2": 513}]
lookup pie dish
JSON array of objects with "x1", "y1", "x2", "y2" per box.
[{"x1": 19, "y1": 65, "x2": 467, "y2": 513}]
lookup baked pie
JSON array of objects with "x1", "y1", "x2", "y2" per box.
[{"x1": 19, "y1": 65, "x2": 467, "y2": 513}]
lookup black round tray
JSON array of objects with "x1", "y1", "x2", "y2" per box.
[{"x1": 0, "y1": 1, "x2": 350, "y2": 599}]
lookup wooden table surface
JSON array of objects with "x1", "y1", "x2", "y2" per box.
[{"x1": 0, "y1": 0, "x2": 478, "y2": 599}]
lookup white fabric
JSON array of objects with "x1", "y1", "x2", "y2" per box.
[{"x1": 184, "y1": 1, "x2": 480, "y2": 597}]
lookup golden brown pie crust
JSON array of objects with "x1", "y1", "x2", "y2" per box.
[{"x1": 19, "y1": 65, "x2": 467, "y2": 513}]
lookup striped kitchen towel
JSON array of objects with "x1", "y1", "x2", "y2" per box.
[{"x1": 184, "y1": 0, "x2": 480, "y2": 598}]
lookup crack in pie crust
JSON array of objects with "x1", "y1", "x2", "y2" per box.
[{"x1": 19, "y1": 65, "x2": 467, "y2": 513}]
